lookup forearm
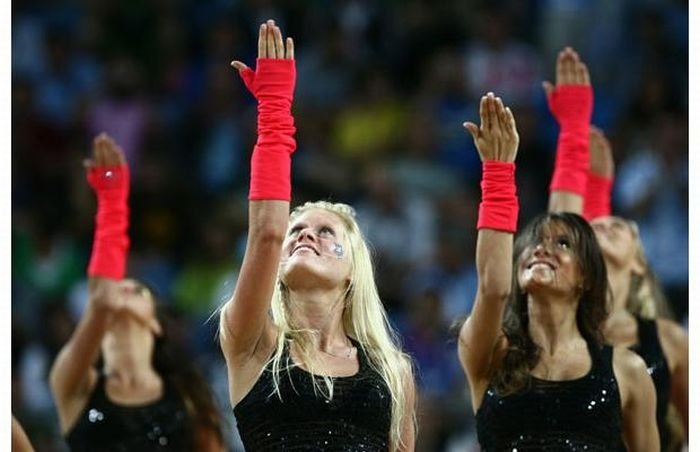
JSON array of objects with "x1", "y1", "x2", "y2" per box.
[{"x1": 547, "y1": 85, "x2": 593, "y2": 214}]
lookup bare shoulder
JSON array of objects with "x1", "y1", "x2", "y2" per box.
[
  {"x1": 612, "y1": 346, "x2": 652, "y2": 409},
  {"x1": 613, "y1": 346, "x2": 647, "y2": 378},
  {"x1": 657, "y1": 318, "x2": 688, "y2": 348},
  {"x1": 656, "y1": 318, "x2": 688, "y2": 371}
]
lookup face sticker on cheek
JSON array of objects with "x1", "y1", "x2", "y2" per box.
[{"x1": 332, "y1": 242, "x2": 344, "y2": 258}]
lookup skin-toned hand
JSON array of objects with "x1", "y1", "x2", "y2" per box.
[
  {"x1": 231, "y1": 19, "x2": 294, "y2": 73},
  {"x1": 542, "y1": 46, "x2": 590, "y2": 97},
  {"x1": 589, "y1": 125, "x2": 614, "y2": 178},
  {"x1": 84, "y1": 133, "x2": 126, "y2": 170},
  {"x1": 463, "y1": 92, "x2": 519, "y2": 163}
]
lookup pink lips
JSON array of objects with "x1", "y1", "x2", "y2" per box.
[
  {"x1": 527, "y1": 260, "x2": 555, "y2": 270},
  {"x1": 292, "y1": 244, "x2": 319, "y2": 256}
]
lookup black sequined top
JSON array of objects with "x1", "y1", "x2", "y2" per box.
[
  {"x1": 233, "y1": 338, "x2": 392, "y2": 451},
  {"x1": 630, "y1": 317, "x2": 671, "y2": 449},
  {"x1": 475, "y1": 340, "x2": 627, "y2": 451},
  {"x1": 65, "y1": 374, "x2": 193, "y2": 452}
]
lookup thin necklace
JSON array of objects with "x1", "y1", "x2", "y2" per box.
[{"x1": 320, "y1": 342, "x2": 355, "y2": 359}]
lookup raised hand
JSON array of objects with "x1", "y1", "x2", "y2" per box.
[
  {"x1": 229, "y1": 19, "x2": 296, "y2": 105},
  {"x1": 231, "y1": 19, "x2": 294, "y2": 73},
  {"x1": 589, "y1": 126, "x2": 614, "y2": 178},
  {"x1": 85, "y1": 133, "x2": 126, "y2": 170},
  {"x1": 463, "y1": 92, "x2": 519, "y2": 163},
  {"x1": 542, "y1": 46, "x2": 590, "y2": 96},
  {"x1": 85, "y1": 133, "x2": 130, "y2": 280}
]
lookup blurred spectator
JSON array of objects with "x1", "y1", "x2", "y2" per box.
[{"x1": 11, "y1": 1, "x2": 687, "y2": 450}]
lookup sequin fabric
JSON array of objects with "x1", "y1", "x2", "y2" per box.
[
  {"x1": 630, "y1": 317, "x2": 671, "y2": 449},
  {"x1": 475, "y1": 341, "x2": 626, "y2": 451},
  {"x1": 66, "y1": 374, "x2": 192, "y2": 451},
  {"x1": 234, "y1": 339, "x2": 391, "y2": 451}
]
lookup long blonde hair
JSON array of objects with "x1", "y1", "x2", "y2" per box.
[
  {"x1": 268, "y1": 201, "x2": 413, "y2": 451},
  {"x1": 623, "y1": 220, "x2": 674, "y2": 319}
]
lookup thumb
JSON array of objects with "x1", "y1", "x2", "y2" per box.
[
  {"x1": 463, "y1": 122, "x2": 480, "y2": 141},
  {"x1": 232, "y1": 60, "x2": 256, "y2": 96},
  {"x1": 542, "y1": 81, "x2": 554, "y2": 98},
  {"x1": 230, "y1": 60, "x2": 248, "y2": 72}
]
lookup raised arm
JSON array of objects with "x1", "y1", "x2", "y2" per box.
[
  {"x1": 219, "y1": 20, "x2": 296, "y2": 362},
  {"x1": 583, "y1": 126, "x2": 614, "y2": 221},
  {"x1": 49, "y1": 134, "x2": 132, "y2": 428},
  {"x1": 614, "y1": 348, "x2": 660, "y2": 452},
  {"x1": 544, "y1": 47, "x2": 593, "y2": 214},
  {"x1": 459, "y1": 93, "x2": 519, "y2": 409}
]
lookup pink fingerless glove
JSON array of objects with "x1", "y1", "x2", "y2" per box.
[
  {"x1": 547, "y1": 86, "x2": 594, "y2": 196},
  {"x1": 239, "y1": 59, "x2": 297, "y2": 201},
  {"x1": 583, "y1": 172, "x2": 613, "y2": 221},
  {"x1": 477, "y1": 161, "x2": 519, "y2": 233},
  {"x1": 87, "y1": 165, "x2": 130, "y2": 279}
]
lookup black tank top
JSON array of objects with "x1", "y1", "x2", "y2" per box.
[
  {"x1": 475, "y1": 340, "x2": 626, "y2": 451},
  {"x1": 65, "y1": 374, "x2": 193, "y2": 452},
  {"x1": 233, "y1": 338, "x2": 392, "y2": 451},
  {"x1": 630, "y1": 317, "x2": 671, "y2": 450}
]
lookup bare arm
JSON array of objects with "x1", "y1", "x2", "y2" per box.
[
  {"x1": 544, "y1": 47, "x2": 592, "y2": 214},
  {"x1": 459, "y1": 93, "x2": 519, "y2": 409},
  {"x1": 220, "y1": 21, "x2": 295, "y2": 362},
  {"x1": 49, "y1": 135, "x2": 130, "y2": 424},
  {"x1": 49, "y1": 279, "x2": 120, "y2": 406},
  {"x1": 219, "y1": 201, "x2": 288, "y2": 359},
  {"x1": 658, "y1": 319, "x2": 688, "y2": 438},
  {"x1": 614, "y1": 348, "x2": 660, "y2": 452},
  {"x1": 12, "y1": 415, "x2": 35, "y2": 452}
]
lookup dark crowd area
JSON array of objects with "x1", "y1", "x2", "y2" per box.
[{"x1": 11, "y1": 0, "x2": 687, "y2": 450}]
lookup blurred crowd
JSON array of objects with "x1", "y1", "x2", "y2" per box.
[{"x1": 11, "y1": 0, "x2": 688, "y2": 450}]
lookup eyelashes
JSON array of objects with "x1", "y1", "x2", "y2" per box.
[{"x1": 287, "y1": 225, "x2": 336, "y2": 237}]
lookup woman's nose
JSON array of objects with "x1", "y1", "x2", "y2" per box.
[
  {"x1": 533, "y1": 242, "x2": 551, "y2": 256},
  {"x1": 298, "y1": 228, "x2": 316, "y2": 241}
]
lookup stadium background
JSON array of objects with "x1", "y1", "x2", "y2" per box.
[{"x1": 11, "y1": 0, "x2": 688, "y2": 450}]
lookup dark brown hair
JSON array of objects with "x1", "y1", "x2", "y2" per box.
[
  {"x1": 147, "y1": 286, "x2": 224, "y2": 450},
  {"x1": 492, "y1": 212, "x2": 609, "y2": 395}
]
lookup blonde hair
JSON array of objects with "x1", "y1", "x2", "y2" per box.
[
  {"x1": 268, "y1": 201, "x2": 414, "y2": 451},
  {"x1": 623, "y1": 220, "x2": 673, "y2": 319}
]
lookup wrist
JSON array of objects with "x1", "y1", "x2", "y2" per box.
[
  {"x1": 548, "y1": 85, "x2": 593, "y2": 127},
  {"x1": 477, "y1": 161, "x2": 519, "y2": 233}
]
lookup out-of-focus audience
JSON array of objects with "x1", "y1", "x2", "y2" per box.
[{"x1": 12, "y1": 1, "x2": 687, "y2": 450}]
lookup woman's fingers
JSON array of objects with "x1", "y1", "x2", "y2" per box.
[
  {"x1": 231, "y1": 60, "x2": 248, "y2": 72},
  {"x1": 94, "y1": 134, "x2": 106, "y2": 166},
  {"x1": 505, "y1": 106, "x2": 517, "y2": 136},
  {"x1": 481, "y1": 94, "x2": 492, "y2": 132},
  {"x1": 266, "y1": 20, "x2": 276, "y2": 58},
  {"x1": 463, "y1": 121, "x2": 480, "y2": 142},
  {"x1": 255, "y1": 20, "x2": 293, "y2": 59},
  {"x1": 258, "y1": 23, "x2": 267, "y2": 58},
  {"x1": 578, "y1": 62, "x2": 590, "y2": 85},
  {"x1": 555, "y1": 50, "x2": 566, "y2": 85},
  {"x1": 273, "y1": 24, "x2": 284, "y2": 59},
  {"x1": 286, "y1": 37, "x2": 294, "y2": 59},
  {"x1": 486, "y1": 93, "x2": 498, "y2": 132},
  {"x1": 493, "y1": 96, "x2": 504, "y2": 132},
  {"x1": 91, "y1": 133, "x2": 125, "y2": 167}
]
